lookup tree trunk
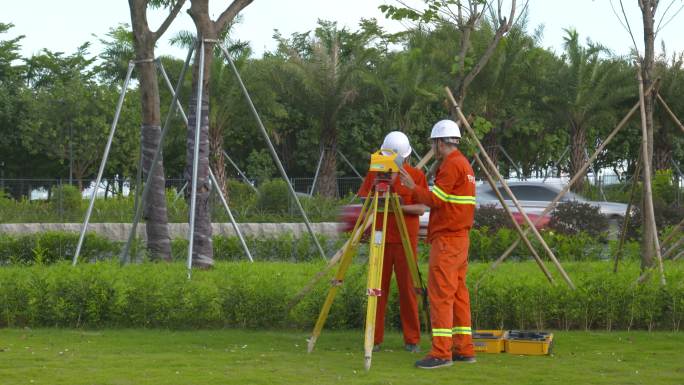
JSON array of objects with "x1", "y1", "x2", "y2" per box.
[
  {"x1": 654, "y1": 139, "x2": 672, "y2": 171},
  {"x1": 209, "y1": 122, "x2": 229, "y2": 199},
  {"x1": 654, "y1": 117, "x2": 673, "y2": 170},
  {"x1": 135, "y1": 40, "x2": 172, "y2": 261},
  {"x1": 127, "y1": 0, "x2": 185, "y2": 262},
  {"x1": 640, "y1": 0, "x2": 657, "y2": 269},
  {"x1": 186, "y1": 0, "x2": 254, "y2": 268},
  {"x1": 184, "y1": 41, "x2": 214, "y2": 268},
  {"x1": 316, "y1": 122, "x2": 338, "y2": 198},
  {"x1": 569, "y1": 123, "x2": 587, "y2": 192}
]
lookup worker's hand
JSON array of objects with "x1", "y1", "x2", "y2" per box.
[{"x1": 399, "y1": 168, "x2": 416, "y2": 190}]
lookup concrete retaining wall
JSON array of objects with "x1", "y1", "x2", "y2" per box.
[{"x1": 0, "y1": 223, "x2": 342, "y2": 241}]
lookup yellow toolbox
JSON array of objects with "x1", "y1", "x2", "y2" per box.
[
  {"x1": 472, "y1": 330, "x2": 507, "y2": 354},
  {"x1": 504, "y1": 330, "x2": 554, "y2": 355}
]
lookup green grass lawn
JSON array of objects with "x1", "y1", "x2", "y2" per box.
[{"x1": 1, "y1": 329, "x2": 683, "y2": 385}]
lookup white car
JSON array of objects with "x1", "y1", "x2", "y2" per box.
[{"x1": 476, "y1": 181, "x2": 628, "y2": 219}]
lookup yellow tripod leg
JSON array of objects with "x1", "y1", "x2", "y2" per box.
[
  {"x1": 390, "y1": 193, "x2": 430, "y2": 332},
  {"x1": 307, "y1": 197, "x2": 374, "y2": 353},
  {"x1": 289, "y1": 197, "x2": 373, "y2": 310},
  {"x1": 363, "y1": 189, "x2": 389, "y2": 371}
]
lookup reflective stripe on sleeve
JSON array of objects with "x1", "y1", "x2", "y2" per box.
[{"x1": 432, "y1": 186, "x2": 476, "y2": 205}]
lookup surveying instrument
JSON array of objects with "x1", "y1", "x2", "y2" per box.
[{"x1": 306, "y1": 149, "x2": 429, "y2": 370}]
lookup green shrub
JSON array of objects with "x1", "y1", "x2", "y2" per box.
[
  {"x1": 246, "y1": 149, "x2": 276, "y2": 182},
  {"x1": 549, "y1": 200, "x2": 608, "y2": 238},
  {"x1": 474, "y1": 204, "x2": 512, "y2": 233},
  {"x1": 652, "y1": 169, "x2": 677, "y2": 206},
  {"x1": 544, "y1": 231, "x2": 606, "y2": 261},
  {"x1": 226, "y1": 179, "x2": 257, "y2": 209},
  {"x1": 171, "y1": 234, "x2": 346, "y2": 263},
  {"x1": 624, "y1": 201, "x2": 684, "y2": 240},
  {"x1": 256, "y1": 179, "x2": 289, "y2": 214},
  {"x1": 300, "y1": 194, "x2": 344, "y2": 221},
  {"x1": 1, "y1": 229, "x2": 639, "y2": 266},
  {"x1": 0, "y1": 261, "x2": 682, "y2": 331},
  {"x1": 50, "y1": 185, "x2": 83, "y2": 222},
  {"x1": 0, "y1": 232, "x2": 126, "y2": 265},
  {"x1": 0, "y1": 184, "x2": 343, "y2": 223}
]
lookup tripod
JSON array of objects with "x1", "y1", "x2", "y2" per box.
[{"x1": 306, "y1": 176, "x2": 429, "y2": 371}]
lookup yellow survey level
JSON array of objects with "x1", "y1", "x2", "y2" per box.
[{"x1": 369, "y1": 149, "x2": 401, "y2": 173}]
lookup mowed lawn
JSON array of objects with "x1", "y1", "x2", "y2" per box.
[{"x1": 0, "y1": 329, "x2": 682, "y2": 385}]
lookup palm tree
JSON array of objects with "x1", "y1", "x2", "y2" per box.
[
  {"x1": 278, "y1": 21, "x2": 370, "y2": 198},
  {"x1": 549, "y1": 29, "x2": 633, "y2": 192}
]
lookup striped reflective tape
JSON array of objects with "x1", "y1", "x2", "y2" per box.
[
  {"x1": 452, "y1": 326, "x2": 472, "y2": 335},
  {"x1": 432, "y1": 186, "x2": 476, "y2": 205},
  {"x1": 432, "y1": 328, "x2": 452, "y2": 338}
]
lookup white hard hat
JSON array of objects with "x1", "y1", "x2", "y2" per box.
[
  {"x1": 430, "y1": 119, "x2": 461, "y2": 139},
  {"x1": 381, "y1": 131, "x2": 412, "y2": 158}
]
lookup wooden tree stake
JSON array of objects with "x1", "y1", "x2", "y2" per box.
[{"x1": 445, "y1": 87, "x2": 576, "y2": 290}]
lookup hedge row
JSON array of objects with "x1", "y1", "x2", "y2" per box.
[
  {"x1": 0, "y1": 230, "x2": 643, "y2": 266},
  {"x1": 0, "y1": 231, "x2": 346, "y2": 265},
  {"x1": 0, "y1": 261, "x2": 681, "y2": 331},
  {"x1": 0, "y1": 183, "x2": 343, "y2": 223}
]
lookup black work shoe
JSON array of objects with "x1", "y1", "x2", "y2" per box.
[
  {"x1": 404, "y1": 344, "x2": 421, "y2": 353},
  {"x1": 452, "y1": 354, "x2": 477, "y2": 363},
  {"x1": 372, "y1": 344, "x2": 381, "y2": 352},
  {"x1": 415, "y1": 356, "x2": 453, "y2": 369}
]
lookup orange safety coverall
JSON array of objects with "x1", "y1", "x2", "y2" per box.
[
  {"x1": 410, "y1": 149, "x2": 476, "y2": 360},
  {"x1": 358, "y1": 163, "x2": 428, "y2": 346}
]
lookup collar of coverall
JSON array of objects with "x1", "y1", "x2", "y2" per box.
[{"x1": 443, "y1": 148, "x2": 463, "y2": 164}]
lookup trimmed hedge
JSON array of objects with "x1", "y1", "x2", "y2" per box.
[
  {"x1": 0, "y1": 232, "x2": 345, "y2": 265},
  {"x1": 0, "y1": 261, "x2": 681, "y2": 331},
  {"x1": 0, "y1": 229, "x2": 642, "y2": 265},
  {"x1": 0, "y1": 231, "x2": 126, "y2": 265}
]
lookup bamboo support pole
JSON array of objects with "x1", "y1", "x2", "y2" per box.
[
  {"x1": 473, "y1": 152, "x2": 555, "y2": 287},
  {"x1": 656, "y1": 93, "x2": 684, "y2": 134},
  {"x1": 445, "y1": 87, "x2": 575, "y2": 289},
  {"x1": 636, "y1": 70, "x2": 666, "y2": 286},
  {"x1": 483, "y1": 81, "x2": 659, "y2": 274},
  {"x1": 614, "y1": 153, "x2": 642, "y2": 273}
]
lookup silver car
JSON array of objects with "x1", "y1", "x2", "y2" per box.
[{"x1": 476, "y1": 181, "x2": 628, "y2": 219}]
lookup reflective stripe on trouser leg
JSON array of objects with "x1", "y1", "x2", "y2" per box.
[
  {"x1": 452, "y1": 326, "x2": 472, "y2": 335},
  {"x1": 432, "y1": 328, "x2": 452, "y2": 338}
]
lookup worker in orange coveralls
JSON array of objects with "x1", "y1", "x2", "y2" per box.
[
  {"x1": 357, "y1": 131, "x2": 428, "y2": 354},
  {"x1": 399, "y1": 119, "x2": 477, "y2": 369}
]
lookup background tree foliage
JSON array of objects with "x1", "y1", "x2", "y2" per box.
[{"x1": 0, "y1": 10, "x2": 682, "y2": 200}]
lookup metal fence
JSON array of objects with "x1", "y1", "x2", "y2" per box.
[
  {"x1": 0, "y1": 176, "x2": 364, "y2": 201},
  {"x1": 1, "y1": 172, "x2": 680, "y2": 202}
]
